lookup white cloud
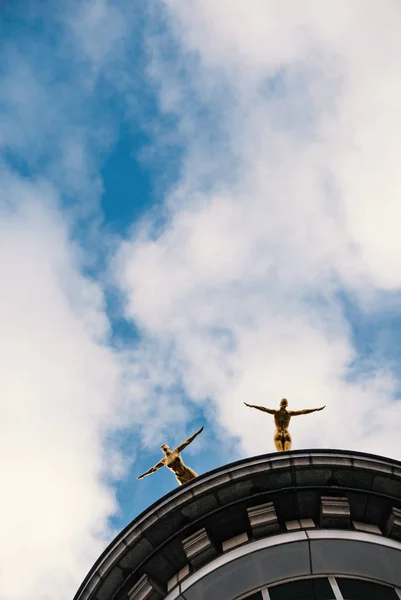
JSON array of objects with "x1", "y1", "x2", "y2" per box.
[
  {"x1": 0, "y1": 16, "x2": 203, "y2": 598},
  {"x1": 117, "y1": 0, "x2": 401, "y2": 461},
  {"x1": 0, "y1": 5, "x2": 147, "y2": 598},
  {"x1": 68, "y1": 0, "x2": 128, "y2": 67},
  {"x1": 0, "y1": 173, "x2": 123, "y2": 600}
]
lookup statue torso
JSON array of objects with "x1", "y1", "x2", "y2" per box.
[
  {"x1": 165, "y1": 451, "x2": 187, "y2": 475},
  {"x1": 274, "y1": 409, "x2": 291, "y2": 430}
]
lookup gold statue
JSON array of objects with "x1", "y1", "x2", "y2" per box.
[
  {"x1": 137, "y1": 426, "x2": 204, "y2": 485},
  {"x1": 244, "y1": 398, "x2": 325, "y2": 451}
]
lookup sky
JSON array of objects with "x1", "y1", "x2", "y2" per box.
[{"x1": 2, "y1": 1, "x2": 401, "y2": 599}]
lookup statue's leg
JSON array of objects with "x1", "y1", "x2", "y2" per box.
[
  {"x1": 176, "y1": 467, "x2": 198, "y2": 485},
  {"x1": 274, "y1": 430, "x2": 284, "y2": 452},
  {"x1": 185, "y1": 466, "x2": 198, "y2": 480},
  {"x1": 283, "y1": 431, "x2": 292, "y2": 451}
]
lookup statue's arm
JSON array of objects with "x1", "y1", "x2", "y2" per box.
[
  {"x1": 176, "y1": 426, "x2": 204, "y2": 453},
  {"x1": 244, "y1": 402, "x2": 276, "y2": 415},
  {"x1": 137, "y1": 459, "x2": 165, "y2": 480},
  {"x1": 289, "y1": 405, "x2": 326, "y2": 416}
]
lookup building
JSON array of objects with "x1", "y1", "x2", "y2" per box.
[{"x1": 73, "y1": 449, "x2": 401, "y2": 600}]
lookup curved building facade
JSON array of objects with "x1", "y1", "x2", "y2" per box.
[{"x1": 74, "y1": 450, "x2": 401, "y2": 600}]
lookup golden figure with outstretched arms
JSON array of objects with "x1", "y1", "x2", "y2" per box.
[
  {"x1": 137, "y1": 426, "x2": 204, "y2": 485},
  {"x1": 244, "y1": 398, "x2": 325, "y2": 451}
]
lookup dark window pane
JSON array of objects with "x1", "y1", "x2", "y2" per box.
[
  {"x1": 337, "y1": 577, "x2": 398, "y2": 599},
  {"x1": 242, "y1": 594, "x2": 263, "y2": 600},
  {"x1": 269, "y1": 577, "x2": 335, "y2": 600}
]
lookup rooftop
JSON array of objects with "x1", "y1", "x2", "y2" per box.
[{"x1": 73, "y1": 449, "x2": 401, "y2": 600}]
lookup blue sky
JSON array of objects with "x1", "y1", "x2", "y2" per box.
[{"x1": 2, "y1": 2, "x2": 401, "y2": 599}]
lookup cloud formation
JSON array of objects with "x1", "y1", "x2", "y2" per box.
[
  {"x1": 0, "y1": 173, "x2": 124, "y2": 600},
  {"x1": 118, "y1": 0, "x2": 401, "y2": 459},
  {"x1": 0, "y1": 3, "x2": 128, "y2": 598}
]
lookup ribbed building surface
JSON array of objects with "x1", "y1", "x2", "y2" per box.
[{"x1": 73, "y1": 449, "x2": 401, "y2": 600}]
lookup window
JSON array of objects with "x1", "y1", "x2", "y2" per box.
[
  {"x1": 269, "y1": 578, "x2": 335, "y2": 599},
  {"x1": 336, "y1": 577, "x2": 399, "y2": 599},
  {"x1": 238, "y1": 577, "x2": 401, "y2": 600}
]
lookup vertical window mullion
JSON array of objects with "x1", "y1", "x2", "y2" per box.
[{"x1": 328, "y1": 576, "x2": 343, "y2": 600}]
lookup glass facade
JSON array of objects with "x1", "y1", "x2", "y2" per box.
[{"x1": 241, "y1": 577, "x2": 401, "y2": 600}]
